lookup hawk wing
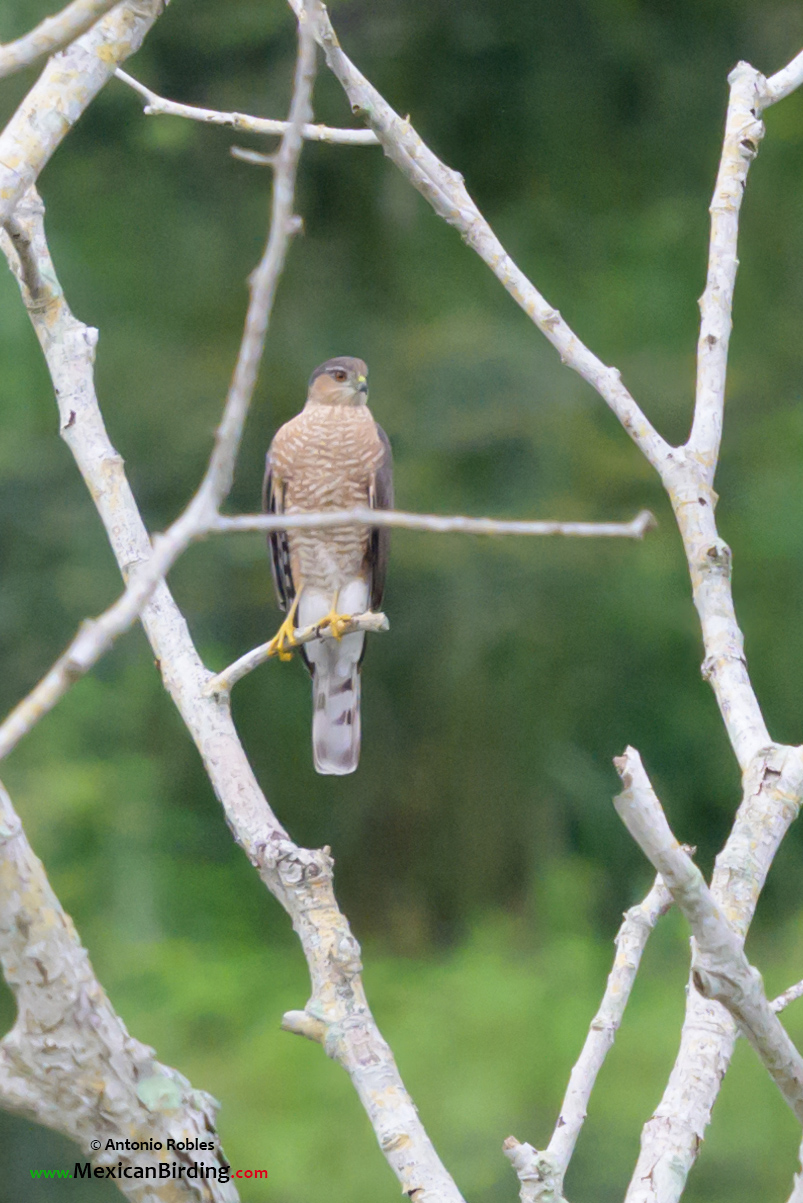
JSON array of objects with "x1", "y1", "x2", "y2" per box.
[
  {"x1": 367, "y1": 424, "x2": 393, "y2": 611},
  {"x1": 262, "y1": 452, "x2": 294, "y2": 614}
]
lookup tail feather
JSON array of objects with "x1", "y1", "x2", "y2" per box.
[
  {"x1": 298, "y1": 584, "x2": 367, "y2": 776},
  {"x1": 312, "y1": 664, "x2": 361, "y2": 775}
]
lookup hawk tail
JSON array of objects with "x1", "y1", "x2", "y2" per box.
[{"x1": 312, "y1": 664, "x2": 361, "y2": 775}]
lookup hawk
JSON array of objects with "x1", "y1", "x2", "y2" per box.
[{"x1": 262, "y1": 357, "x2": 393, "y2": 776}]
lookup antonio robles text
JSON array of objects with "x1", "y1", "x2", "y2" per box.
[
  {"x1": 102, "y1": 1138, "x2": 215, "y2": 1151},
  {"x1": 75, "y1": 1161, "x2": 233, "y2": 1183}
]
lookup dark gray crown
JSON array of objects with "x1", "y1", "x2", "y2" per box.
[{"x1": 308, "y1": 357, "x2": 368, "y2": 389}]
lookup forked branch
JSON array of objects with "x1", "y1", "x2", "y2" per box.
[
  {"x1": 505, "y1": 875, "x2": 673, "y2": 1203},
  {"x1": 615, "y1": 748, "x2": 803, "y2": 1122}
]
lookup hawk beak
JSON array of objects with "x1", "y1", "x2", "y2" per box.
[{"x1": 357, "y1": 375, "x2": 368, "y2": 395}]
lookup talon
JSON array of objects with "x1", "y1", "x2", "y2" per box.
[
  {"x1": 267, "y1": 595, "x2": 301, "y2": 661},
  {"x1": 318, "y1": 609, "x2": 353, "y2": 641}
]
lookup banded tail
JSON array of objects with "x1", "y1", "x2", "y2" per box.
[
  {"x1": 312, "y1": 653, "x2": 362, "y2": 775},
  {"x1": 300, "y1": 584, "x2": 367, "y2": 775}
]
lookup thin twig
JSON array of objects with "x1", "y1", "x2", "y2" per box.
[
  {"x1": 549, "y1": 876, "x2": 674, "y2": 1180},
  {"x1": 0, "y1": 0, "x2": 119, "y2": 80},
  {"x1": 772, "y1": 980, "x2": 803, "y2": 1015},
  {"x1": 213, "y1": 508, "x2": 656, "y2": 538},
  {"x1": 115, "y1": 67, "x2": 379, "y2": 145},
  {"x1": 614, "y1": 748, "x2": 803, "y2": 1124},
  {"x1": 504, "y1": 876, "x2": 673, "y2": 1203},
  {"x1": 204, "y1": 612, "x2": 389, "y2": 695},
  {"x1": 231, "y1": 146, "x2": 276, "y2": 166}
]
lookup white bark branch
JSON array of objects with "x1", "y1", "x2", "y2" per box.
[
  {"x1": 0, "y1": 778, "x2": 238, "y2": 1200},
  {"x1": 663, "y1": 60, "x2": 769, "y2": 770},
  {"x1": 624, "y1": 745, "x2": 803, "y2": 1203},
  {"x1": 204, "y1": 612, "x2": 389, "y2": 696},
  {"x1": 0, "y1": 0, "x2": 165, "y2": 225},
  {"x1": 614, "y1": 747, "x2": 803, "y2": 1123},
  {"x1": 619, "y1": 48, "x2": 803, "y2": 1202},
  {"x1": 287, "y1": 0, "x2": 670, "y2": 472},
  {"x1": 505, "y1": 876, "x2": 673, "y2": 1203},
  {"x1": 213, "y1": 507, "x2": 656, "y2": 538},
  {"x1": 687, "y1": 63, "x2": 764, "y2": 473},
  {"x1": 761, "y1": 49, "x2": 803, "y2": 108},
  {"x1": 0, "y1": 0, "x2": 120, "y2": 80},
  {"x1": 115, "y1": 67, "x2": 380, "y2": 145},
  {"x1": 3, "y1": 17, "x2": 466, "y2": 1202}
]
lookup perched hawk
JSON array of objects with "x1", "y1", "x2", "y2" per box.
[{"x1": 263, "y1": 357, "x2": 393, "y2": 775}]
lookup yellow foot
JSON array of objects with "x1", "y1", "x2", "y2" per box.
[
  {"x1": 317, "y1": 610, "x2": 354, "y2": 641},
  {"x1": 267, "y1": 597, "x2": 301, "y2": 661}
]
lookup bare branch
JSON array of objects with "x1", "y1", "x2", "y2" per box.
[
  {"x1": 287, "y1": 0, "x2": 670, "y2": 472},
  {"x1": 614, "y1": 748, "x2": 803, "y2": 1124},
  {"x1": 0, "y1": 0, "x2": 165, "y2": 225},
  {"x1": 625, "y1": 745, "x2": 803, "y2": 1203},
  {"x1": 0, "y1": 778, "x2": 237, "y2": 1200},
  {"x1": 665, "y1": 68, "x2": 771, "y2": 770},
  {"x1": 0, "y1": 0, "x2": 120, "y2": 80},
  {"x1": 618, "y1": 50, "x2": 803, "y2": 1202},
  {"x1": 505, "y1": 876, "x2": 673, "y2": 1203},
  {"x1": 213, "y1": 507, "x2": 656, "y2": 538},
  {"x1": 687, "y1": 63, "x2": 765, "y2": 473},
  {"x1": 115, "y1": 67, "x2": 380, "y2": 145},
  {"x1": 761, "y1": 49, "x2": 803, "y2": 108},
  {"x1": 548, "y1": 876, "x2": 674, "y2": 1177},
  {"x1": 204, "y1": 611, "x2": 389, "y2": 696}
]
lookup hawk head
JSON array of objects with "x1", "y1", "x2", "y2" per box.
[{"x1": 307, "y1": 357, "x2": 369, "y2": 407}]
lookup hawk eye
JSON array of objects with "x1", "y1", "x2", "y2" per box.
[{"x1": 331, "y1": 369, "x2": 348, "y2": 382}]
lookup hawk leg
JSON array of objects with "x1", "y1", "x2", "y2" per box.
[
  {"x1": 266, "y1": 591, "x2": 302, "y2": 662},
  {"x1": 317, "y1": 591, "x2": 355, "y2": 641}
]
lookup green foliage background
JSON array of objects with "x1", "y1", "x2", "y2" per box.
[{"x1": 1, "y1": 0, "x2": 803, "y2": 1199}]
